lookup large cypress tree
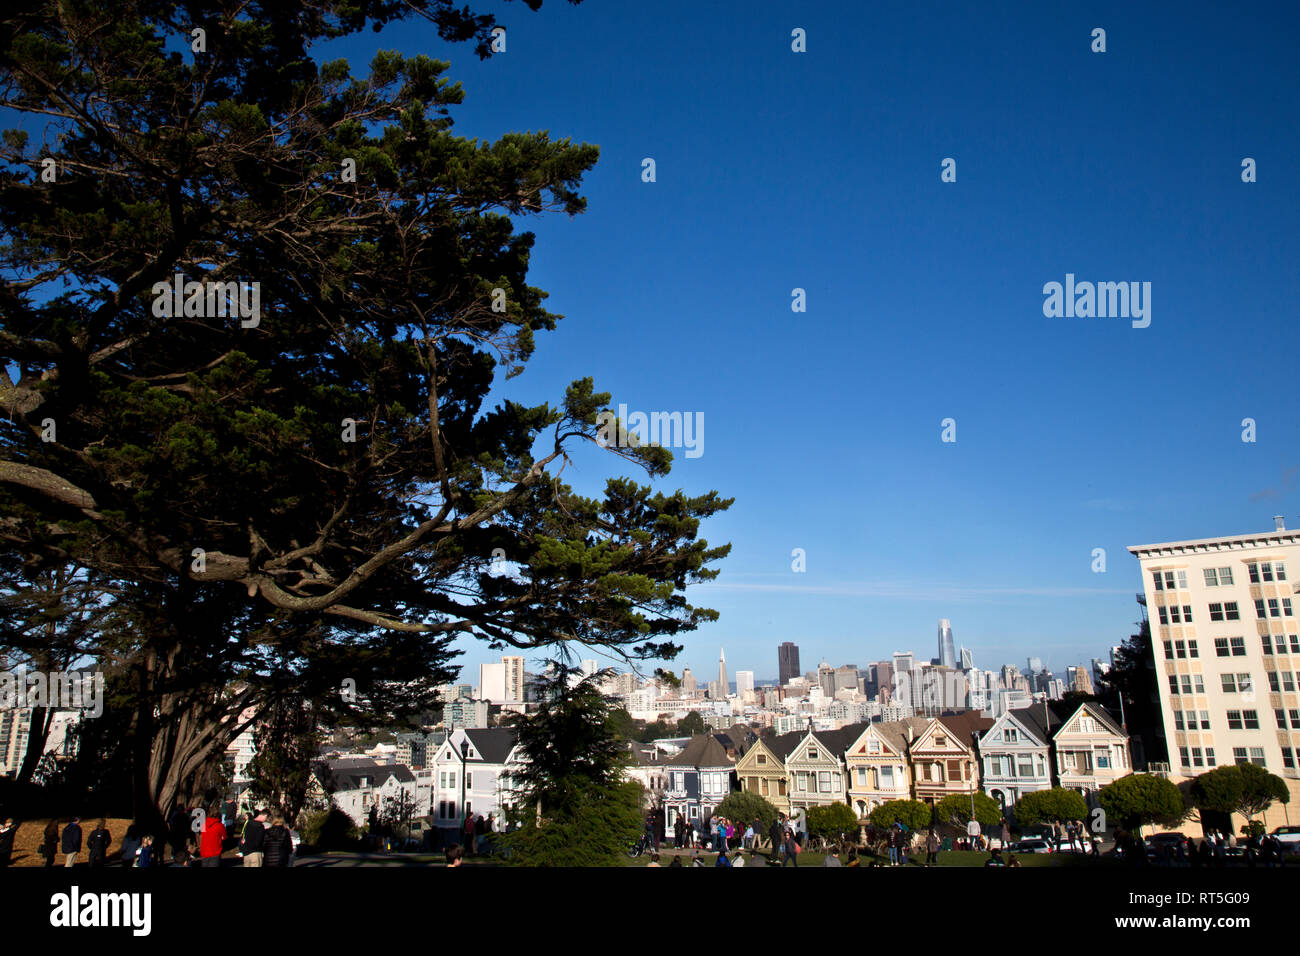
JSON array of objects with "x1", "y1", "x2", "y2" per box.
[{"x1": 0, "y1": 0, "x2": 730, "y2": 819}]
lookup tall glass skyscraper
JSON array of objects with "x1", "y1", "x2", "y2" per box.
[{"x1": 938, "y1": 619, "x2": 956, "y2": 669}]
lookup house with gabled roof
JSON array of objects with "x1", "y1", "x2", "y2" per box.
[
  {"x1": 978, "y1": 708, "x2": 1052, "y2": 811},
  {"x1": 909, "y1": 713, "x2": 993, "y2": 805},
  {"x1": 734, "y1": 729, "x2": 803, "y2": 814},
  {"x1": 843, "y1": 718, "x2": 928, "y2": 817},
  {"x1": 1046, "y1": 700, "x2": 1131, "y2": 798},
  {"x1": 663, "y1": 733, "x2": 736, "y2": 834},
  {"x1": 310, "y1": 757, "x2": 419, "y2": 827},
  {"x1": 783, "y1": 722, "x2": 870, "y2": 817},
  {"x1": 427, "y1": 727, "x2": 522, "y2": 834}
]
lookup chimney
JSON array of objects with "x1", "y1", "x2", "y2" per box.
[{"x1": 1275, "y1": 515, "x2": 1286, "y2": 531}]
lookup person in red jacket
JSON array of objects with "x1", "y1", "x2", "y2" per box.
[{"x1": 199, "y1": 807, "x2": 226, "y2": 867}]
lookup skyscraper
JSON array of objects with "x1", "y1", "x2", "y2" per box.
[
  {"x1": 938, "y1": 619, "x2": 956, "y2": 669},
  {"x1": 718, "y1": 647, "x2": 728, "y2": 697},
  {"x1": 735, "y1": 670, "x2": 755, "y2": 697},
  {"x1": 778, "y1": 642, "x2": 801, "y2": 685},
  {"x1": 959, "y1": 646, "x2": 974, "y2": 670}
]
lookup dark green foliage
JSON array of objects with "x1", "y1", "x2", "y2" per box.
[
  {"x1": 713, "y1": 790, "x2": 780, "y2": 831},
  {"x1": 1098, "y1": 773, "x2": 1187, "y2": 832},
  {"x1": 1191, "y1": 764, "x2": 1290, "y2": 823},
  {"x1": 0, "y1": 0, "x2": 729, "y2": 818},
  {"x1": 498, "y1": 778, "x2": 645, "y2": 867},
  {"x1": 806, "y1": 801, "x2": 858, "y2": 839},
  {"x1": 1012, "y1": 787, "x2": 1090, "y2": 827},
  {"x1": 245, "y1": 693, "x2": 323, "y2": 820},
  {"x1": 677, "y1": 711, "x2": 706, "y2": 736},
  {"x1": 935, "y1": 791, "x2": 1001, "y2": 828},
  {"x1": 868, "y1": 799, "x2": 930, "y2": 831}
]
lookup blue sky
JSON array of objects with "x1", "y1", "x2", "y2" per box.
[
  {"x1": 316, "y1": 0, "x2": 1300, "y2": 683},
  {"x1": 12, "y1": 2, "x2": 1296, "y2": 686}
]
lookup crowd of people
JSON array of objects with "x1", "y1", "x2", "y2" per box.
[{"x1": 0, "y1": 801, "x2": 301, "y2": 868}]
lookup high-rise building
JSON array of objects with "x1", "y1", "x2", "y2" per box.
[
  {"x1": 1066, "y1": 665, "x2": 1094, "y2": 696},
  {"x1": 817, "y1": 661, "x2": 836, "y2": 697},
  {"x1": 478, "y1": 661, "x2": 505, "y2": 702},
  {"x1": 718, "y1": 648, "x2": 728, "y2": 697},
  {"x1": 778, "y1": 642, "x2": 801, "y2": 685},
  {"x1": 681, "y1": 667, "x2": 697, "y2": 695},
  {"x1": 834, "y1": 665, "x2": 859, "y2": 695},
  {"x1": 735, "y1": 670, "x2": 755, "y2": 697},
  {"x1": 938, "y1": 619, "x2": 956, "y2": 669},
  {"x1": 960, "y1": 646, "x2": 974, "y2": 670},
  {"x1": 1129, "y1": 520, "x2": 1300, "y2": 812},
  {"x1": 503, "y1": 655, "x2": 525, "y2": 703}
]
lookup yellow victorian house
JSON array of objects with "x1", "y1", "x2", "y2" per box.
[
  {"x1": 843, "y1": 717, "x2": 928, "y2": 817},
  {"x1": 734, "y1": 728, "x2": 803, "y2": 813}
]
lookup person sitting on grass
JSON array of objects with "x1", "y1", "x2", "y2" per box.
[
  {"x1": 984, "y1": 848, "x2": 1006, "y2": 867},
  {"x1": 646, "y1": 852, "x2": 661, "y2": 867},
  {"x1": 445, "y1": 843, "x2": 464, "y2": 867},
  {"x1": 1007, "y1": 853, "x2": 1021, "y2": 868}
]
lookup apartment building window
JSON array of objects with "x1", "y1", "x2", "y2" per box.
[
  {"x1": 1191, "y1": 748, "x2": 1204, "y2": 767},
  {"x1": 1158, "y1": 606, "x2": 1169, "y2": 626},
  {"x1": 1230, "y1": 638, "x2": 1246, "y2": 657},
  {"x1": 1276, "y1": 709, "x2": 1287, "y2": 728},
  {"x1": 1249, "y1": 563, "x2": 1260, "y2": 584},
  {"x1": 1284, "y1": 749, "x2": 1296, "y2": 770},
  {"x1": 1153, "y1": 571, "x2": 1165, "y2": 590},
  {"x1": 1219, "y1": 567, "x2": 1235, "y2": 585},
  {"x1": 1169, "y1": 605, "x2": 1181, "y2": 624},
  {"x1": 1175, "y1": 641, "x2": 1186, "y2": 658},
  {"x1": 1250, "y1": 748, "x2": 1266, "y2": 766},
  {"x1": 1263, "y1": 635, "x2": 1274, "y2": 655},
  {"x1": 1206, "y1": 748, "x2": 1217, "y2": 767},
  {"x1": 1284, "y1": 599, "x2": 1294, "y2": 617},
  {"x1": 1210, "y1": 604, "x2": 1225, "y2": 622},
  {"x1": 1224, "y1": 602, "x2": 1240, "y2": 620},
  {"x1": 1215, "y1": 638, "x2": 1230, "y2": 657},
  {"x1": 1204, "y1": 568, "x2": 1219, "y2": 587},
  {"x1": 1278, "y1": 563, "x2": 1288, "y2": 581},
  {"x1": 1227, "y1": 711, "x2": 1243, "y2": 730},
  {"x1": 1168, "y1": 675, "x2": 1180, "y2": 695},
  {"x1": 1291, "y1": 635, "x2": 1300, "y2": 654},
  {"x1": 1178, "y1": 571, "x2": 1188, "y2": 589},
  {"x1": 1269, "y1": 672, "x2": 1281, "y2": 693},
  {"x1": 1174, "y1": 711, "x2": 1185, "y2": 730},
  {"x1": 1262, "y1": 562, "x2": 1276, "y2": 582},
  {"x1": 1284, "y1": 672, "x2": 1297, "y2": 692},
  {"x1": 1233, "y1": 747, "x2": 1249, "y2": 765},
  {"x1": 1269, "y1": 599, "x2": 1281, "y2": 618},
  {"x1": 1221, "y1": 674, "x2": 1237, "y2": 692},
  {"x1": 1183, "y1": 606, "x2": 1193, "y2": 623},
  {"x1": 1243, "y1": 710, "x2": 1260, "y2": 730},
  {"x1": 1256, "y1": 599, "x2": 1268, "y2": 619},
  {"x1": 1199, "y1": 710, "x2": 1211, "y2": 729},
  {"x1": 1291, "y1": 709, "x2": 1300, "y2": 728},
  {"x1": 1179, "y1": 747, "x2": 1190, "y2": 768}
]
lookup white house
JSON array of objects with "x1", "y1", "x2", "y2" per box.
[
  {"x1": 427, "y1": 727, "x2": 522, "y2": 835},
  {"x1": 312, "y1": 757, "x2": 418, "y2": 827}
]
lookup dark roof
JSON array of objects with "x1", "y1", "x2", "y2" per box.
[
  {"x1": 1005, "y1": 707, "x2": 1052, "y2": 746},
  {"x1": 316, "y1": 759, "x2": 414, "y2": 791},
  {"x1": 813, "y1": 721, "x2": 874, "y2": 757},
  {"x1": 667, "y1": 734, "x2": 734, "y2": 768},
  {"x1": 761, "y1": 729, "x2": 808, "y2": 761},
  {"x1": 462, "y1": 727, "x2": 519, "y2": 764},
  {"x1": 937, "y1": 711, "x2": 995, "y2": 745}
]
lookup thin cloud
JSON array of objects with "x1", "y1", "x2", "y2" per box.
[
  {"x1": 694, "y1": 579, "x2": 1132, "y2": 601},
  {"x1": 1249, "y1": 464, "x2": 1299, "y2": 503}
]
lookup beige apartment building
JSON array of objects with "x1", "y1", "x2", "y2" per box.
[{"x1": 1129, "y1": 518, "x2": 1300, "y2": 830}]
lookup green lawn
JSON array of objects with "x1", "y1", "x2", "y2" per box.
[{"x1": 626, "y1": 847, "x2": 1121, "y2": 868}]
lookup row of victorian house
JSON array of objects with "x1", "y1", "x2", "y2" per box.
[
  {"x1": 636, "y1": 701, "x2": 1133, "y2": 834},
  {"x1": 307, "y1": 701, "x2": 1131, "y2": 839}
]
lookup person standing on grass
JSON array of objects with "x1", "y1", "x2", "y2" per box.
[
  {"x1": 200, "y1": 807, "x2": 226, "y2": 867},
  {"x1": 41, "y1": 819, "x2": 59, "y2": 867},
  {"x1": 61, "y1": 817, "x2": 82, "y2": 867},
  {"x1": 925, "y1": 828, "x2": 940, "y2": 867},
  {"x1": 87, "y1": 819, "x2": 111, "y2": 867},
  {"x1": 782, "y1": 827, "x2": 799, "y2": 867}
]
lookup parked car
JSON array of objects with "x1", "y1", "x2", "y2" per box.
[
  {"x1": 1008, "y1": 838, "x2": 1053, "y2": 854},
  {"x1": 1144, "y1": 832, "x2": 1189, "y2": 858},
  {"x1": 1270, "y1": 826, "x2": 1300, "y2": 856}
]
